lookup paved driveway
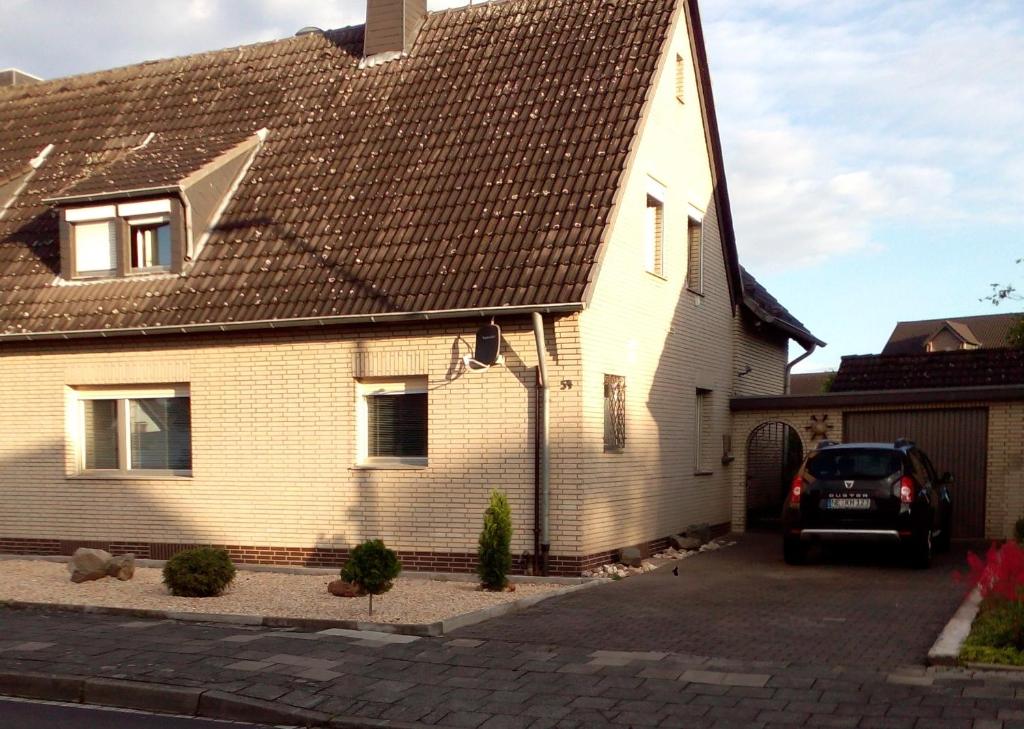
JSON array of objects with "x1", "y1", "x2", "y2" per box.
[{"x1": 456, "y1": 533, "x2": 970, "y2": 668}]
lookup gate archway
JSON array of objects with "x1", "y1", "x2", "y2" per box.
[{"x1": 745, "y1": 421, "x2": 804, "y2": 531}]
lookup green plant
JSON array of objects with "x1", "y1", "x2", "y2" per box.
[
  {"x1": 341, "y1": 540, "x2": 402, "y2": 616},
  {"x1": 477, "y1": 490, "x2": 513, "y2": 591},
  {"x1": 162, "y1": 547, "x2": 236, "y2": 597}
]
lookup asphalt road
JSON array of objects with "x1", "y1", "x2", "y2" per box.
[{"x1": 0, "y1": 698, "x2": 265, "y2": 729}]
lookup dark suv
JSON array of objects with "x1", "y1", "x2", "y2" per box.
[{"x1": 782, "y1": 440, "x2": 953, "y2": 568}]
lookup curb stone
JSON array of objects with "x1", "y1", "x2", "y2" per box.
[
  {"x1": 0, "y1": 669, "x2": 451, "y2": 728},
  {"x1": 0, "y1": 578, "x2": 601, "y2": 638},
  {"x1": 928, "y1": 586, "x2": 982, "y2": 666}
]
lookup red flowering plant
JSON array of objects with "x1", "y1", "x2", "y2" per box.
[{"x1": 959, "y1": 541, "x2": 1024, "y2": 651}]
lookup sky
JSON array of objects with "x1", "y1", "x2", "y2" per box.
[{"x1": 1, "y1": 0, "x2": 1021, "y2": 372}]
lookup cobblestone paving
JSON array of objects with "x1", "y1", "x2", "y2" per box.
[
  {"x1": 457, "y1": 533, "x2": 969, "y2": 668},
  {"x1": 0, "y1": 535, "x2": 1013, "y2": 728}
]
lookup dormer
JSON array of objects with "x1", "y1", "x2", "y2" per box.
[{"x1": 46, "y1": 129, "x2": 266, "y2": 281}]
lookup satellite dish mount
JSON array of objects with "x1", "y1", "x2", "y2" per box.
[{"x1": 463, "y1": 319, "x2": 504, "y2": 373}]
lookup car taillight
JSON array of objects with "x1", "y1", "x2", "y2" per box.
[
  {"x1": 900, "y1": 476, "x2": 915, "y2": 504},
  {"x1": 789, "y1": 475, "x2": 804, "y2": 507}
]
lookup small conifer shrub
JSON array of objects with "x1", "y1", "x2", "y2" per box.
[{"x1": 478, "y1": 490, "x2": 513, "y2": 591}]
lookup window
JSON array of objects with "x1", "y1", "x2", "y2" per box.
[
  {"x1": 604, "y1": 375, "x2": 626, "y2": 452},
  {"x1": 645, "y1": 191, "x2": 664, "y2": 277},
  {"x1": 73, "y1": 220, "x2": 118, "y2": 277},
  {"x1": 62, "y1": 199, "x2": 177, "y2": 279},
  {"x1": 357, "y1": 378, "x2": 428, "y2": 466},
  {"x1": 805, "y1": 449, "x2": 902, "y2": 481},
  {"x1": 76, "y1": 386, "x2": 192, "y2": 476},
  {"x1": 675, "y1": 53, "x2": 686, "y2": 103},
  {"x1": 687, "y1": 214, "x2": 703, "y2": 294},
  {"x1": 129, "y1": 219, "x2": 172, "y2": 271},
  {"x1": 695, "y1": 388, "x2": 712, "y2": 474}
]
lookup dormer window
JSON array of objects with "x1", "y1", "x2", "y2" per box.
[
  {"x1": 62, "y1": 199, "x2": 183, "y2": 280},
  {"x1": 48, "y1": 129, "x2": 268, "y2": 283},
  {"x1": 129, "y1": 218, "x2": 171, "y2": 271}
]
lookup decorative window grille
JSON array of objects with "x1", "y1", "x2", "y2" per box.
[{"x1": 604, "y1": 375, "x2": 627, "y2": 452}]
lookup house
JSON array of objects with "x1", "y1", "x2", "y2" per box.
[
  {"x1": 0, "y1": 0, "x2": 818, "y2": 575},
  {"x1": 883, "y1": 312, "x2": 1024, "y2": 355}
]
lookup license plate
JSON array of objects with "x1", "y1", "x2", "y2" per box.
[{"x1": 825, "y1": 498, "x2": 871, "y2": 510}]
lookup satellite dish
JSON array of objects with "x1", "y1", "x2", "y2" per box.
[{"x1": 463, "y1": 321, "x2": 504, "y2": 372}]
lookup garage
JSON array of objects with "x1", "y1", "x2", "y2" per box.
[{"x1": 843, "y1": 408, "x2": 988, "y2": 539}]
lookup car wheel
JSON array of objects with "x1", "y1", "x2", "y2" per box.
[
  {"x1": 783, "y1": 537, "x2": 805, "y2": 565},
  {"x1": 911, "y1": 528, "x2": 932, "y2": 569}
]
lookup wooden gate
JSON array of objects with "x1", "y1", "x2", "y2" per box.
[{"x1": 844, "y1": 408, "x2": 988, "y2": 539}]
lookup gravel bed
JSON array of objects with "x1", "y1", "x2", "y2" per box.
[{"x1": 0, "y1": 560, "x2": 563, "y2": 625}]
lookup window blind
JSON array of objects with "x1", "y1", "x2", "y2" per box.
[
  {"x1": 687, "y1": 218, "x2": 702, "y2": 292},
  {"x1": 367, "y1": 392, "x2": 427, "y2": 458},
  {"x1": 129, "y1": 397, "x2": 192, "y2": 470},
  {"x1": 83, "y1": 399, "x2": 119, "y2": 469},
  {"x1": 74, "y1": 220, "x2": 117, "y2": 274}
]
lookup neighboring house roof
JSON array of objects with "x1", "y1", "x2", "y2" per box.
[
  {"x1": 789, "y1": 371, "x2": 833, "y2": 395},
  {"x1": 831, "y1": 349, "x2": 1024, "y2": 392},
  {"x1": 883, "y1": 313, "x2": 1023, "y2": 354},
  {"x1": 0, "y1": 0, "x2": 684, "y2": 338},
  {"x1": 740, "y1": 267, "x2": 825, "y2": 350}
]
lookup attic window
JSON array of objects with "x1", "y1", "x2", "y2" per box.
[
  {"x1": 62, "y1": 199, "x2": 181, "y2": 280},
  {"x1": 129, "y1": 218, "x2": 172, "y2": 271},
  {"x1": 73, "y1": 220, "x2": 118, "y2": 277},
  {"x1": 675, "y1": 53, "x2": 685, "y2": 103}
]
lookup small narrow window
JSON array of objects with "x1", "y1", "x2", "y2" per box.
[
  {"x1": 73, "y1": 220, "x2": 118, "y2": 277},
  {"x1": 129, "y1": 219, "x2": 172, "y2": 271},
  {"x1": 675, "y1": 53, "x2": 685, "y2": 103},
  {"x1": 604, "y1": 375, "x2": 626, "y2": 452},
  {"x1": 357, "y1": 378, "x2": 428, "y2": 466},
  {"x1": 687, "y1": 216, "x2": 703, "y2": 294},
  {"x1": 76, "y1": 386, "x2": 192, "y2": 476},
  {"x1": 695, "y1": 388, "x2": 712, "y2": 474},
  {"x1": 645, "y1": 195, "x2": 664, "y2": 276}
]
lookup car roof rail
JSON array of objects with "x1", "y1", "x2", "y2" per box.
[
  {"x1": 816, "y1": 439, "x2": 840, "y2": 450},
  {"x1": 894, "y1": 438, "x2": 915, "y2": 449}
]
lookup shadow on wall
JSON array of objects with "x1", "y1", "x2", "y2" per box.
[
  {"x1": 0, "y1": 319, "x2": 558, "y2": 572},
  {"x1": 641, "y1": 187, "x2": 740, "y2": 534}
]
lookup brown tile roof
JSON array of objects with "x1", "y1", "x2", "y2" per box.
[
  {"x1": 831, "y1": 348, "x2": 1024, "y2": 392},
  {"x1": 0, "y1": 0, "x2": 677, "y2": 337},
  {"x1": 789, "y1": 371, "x2": 833, "y2": 395},
  {"x1": 52, "y1": 132, "x2": 252, "y2": 201},
  {"x1": 882, "y1": 313, "x2": 1024, "y2": 354},
  {"x1": 740, "y1": 267, "x2": 824, "y2": 349}
]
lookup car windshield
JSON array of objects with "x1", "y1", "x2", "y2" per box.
[{"x1": 805, "y1": 449, "x2": 902, "y2": 481}]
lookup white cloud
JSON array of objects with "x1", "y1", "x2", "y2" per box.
[{"x1": 703, "y1": 0, "x2": 1024, "y2": 271}]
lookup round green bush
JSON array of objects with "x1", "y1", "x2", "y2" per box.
[
  {"x1": 162, "y1": 547, "x2": 236, "y2": 597},
  {"x1": 341, "y1": 540, "x2": 401, "y2": 595},
  {"x1": 341, "y1": 540, "x2": 402, "y2": 616}
]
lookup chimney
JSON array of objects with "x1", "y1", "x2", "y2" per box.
[
  {"x1": 0, "y1": 68, "x2": 42, "y2": 87},
  {"x1": 364, "y1": 0, "x2": 427, "y2": 58}
]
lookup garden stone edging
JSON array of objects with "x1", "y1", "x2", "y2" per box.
[
  {"x1": 928, "y1": 586, "x2": 982, "y2": 666},
  {"x1": 0, "y1": 670, "x2": 451, "y2": 728},
  {"x1": 0, "y1": 579, "x2": 602, "y2": 638}
]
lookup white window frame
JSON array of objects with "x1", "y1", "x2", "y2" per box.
[
  {"x1": 355, "y1": 377, "x2": 428, "y2": 469},
  {"x1": 71, "y1": 384, "x2": 192, "y2": 479},
  {"x1": 645, "y1": 178, "x2": 667, "y2": 278},
  {"x1": 687, "y1": 205, "x2": 705, "y2": 295},
  {"x1": 695, "y1": 388, "x2": 712, "y2": 475}
]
